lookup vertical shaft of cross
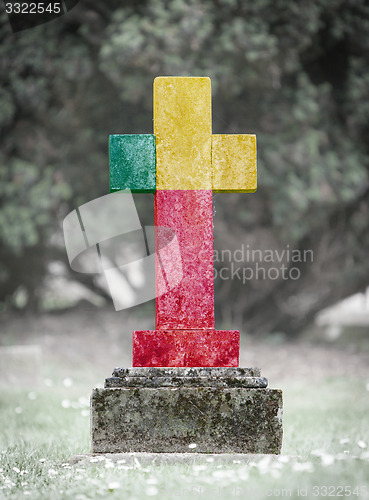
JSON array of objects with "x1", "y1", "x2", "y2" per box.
[
  {"x1": 154, "y1": 77, "x2": 214, "y2": 330},
  {"x1": 155, "y1": 189, "x2": 214, "y2": 329}
]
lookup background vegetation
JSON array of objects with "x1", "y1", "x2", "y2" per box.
[{"x1": 1, "y1": 0, "x2": 369, "y2": 335}]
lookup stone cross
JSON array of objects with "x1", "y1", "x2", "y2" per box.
[{"x1": 109, "y1": 77, "x2": 257, "y2": 367}]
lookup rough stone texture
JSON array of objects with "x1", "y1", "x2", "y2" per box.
[
  {"x1": 109, "y1": 134, "x2": 156, "y2": 193},
  {"x1": 155, "y1": 190, "x2": 215, "y2": 330},
  {"x1": 91, "y1": 385, "x2": 283, "y2": 454},
  {"x1": 113, "y1": 367, "x2": 261, "y2": 377},
  {"x1": 132, "y1": 329, "x2": 239, "y2": 367},
  {"x1": 105, "y1": 376, "x2": 268, "y2": 388},
  {"x1": 212, "y1": 134, "x2": 257, "y2": 193},
  {"x1": 105, "y1": 367, "x2": 268, "y2": 388},
  {"x1": 154, "y1": 77, "x2": 212, "y2": 190}
]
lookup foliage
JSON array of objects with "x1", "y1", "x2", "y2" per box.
[{"x1": 0, "y1": 0, "x2": 369, "y2": 332}]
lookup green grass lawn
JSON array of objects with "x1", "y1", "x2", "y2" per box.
[{"x1": 1, "y1": 377, "x2": 369, "y2": 499}]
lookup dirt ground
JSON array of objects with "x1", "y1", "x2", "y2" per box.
[{"x1": 1, "y1": 303, "x2": 369, "y2": 388}]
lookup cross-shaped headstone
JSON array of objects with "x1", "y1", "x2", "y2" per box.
[{"x1": 109, "y1": 77, "x2": 257, "y2": 367}]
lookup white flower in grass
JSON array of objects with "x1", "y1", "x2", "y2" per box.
[
  {"x1": 238, "y1": 468, "x2": 249, "y2": 481},
  {"x1": 104, "y1": 462, "x2": 114, "y2": 469},
  {"x1": 39, "y1": 459, "x2": 46, "y2": 463},
  {"x1": 188, "y1": 443, "x2": 197, "y2": 449},
  {"x1": 81, "y1": 410, "x2": 89, "y2": 417},
  {"x1": 256, "y1": 455, "x2": 272, "y2": 474},
  {"x1": 27, "y1": 392, "x2": 37, "y2": 400},
  {"x1": 48, "y1": 469, "x2": 58, "y2": 477},
  {"x1": 108, "y1": 482, "x2": 121, "y2": 491},
  {"x1": 358, "y1": 440, "x2": 367, "y2": 449},
  {"x1": 146, "y1": 477, "x2": 158, "y2": 485},
  {"x1": 15, "y1": 407, "x2": 22, "y2": 414},
  {"x1": 193, "y1": 464, "x2": 207, "y2": 472},
  {"x1": 63, "y1": 378, "x2": 73, "y2": 387},
  {"x1": 13, "y1": 467, "x2": 20, "y2": 474},
  {"x1": 321, "y1": 454, "x2": 335, "y2": 466},
  {"x1": 212, "y1": 469, "x2": 227, "y2": 479},
  {"x1": 4, "y1": 477, "x2": 14, "y2": 487},
  {"x1": 61, "y1": 400, "x2": 70, "y2": 409},
  {"x1": 292, "y1": 462, "x2": 314, "y2": 472},
  {"x1": 146, "y1": 486, "x2": 159, "y2": 496},
  {"x1": 117, "y1": 459, "x2": 126, "y2": 464}
]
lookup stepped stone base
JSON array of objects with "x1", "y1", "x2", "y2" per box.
[{"x1": 91, "y1": 367, "x2": 283, "y2": 454}]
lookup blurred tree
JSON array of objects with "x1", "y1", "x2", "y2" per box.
[{"x1": 0, "y1": 0, "x2": 368, "y2": 334}]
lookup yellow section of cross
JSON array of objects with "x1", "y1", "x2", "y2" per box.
[
  {"x1": 154, "y1": 77, "x2": 212, "y2": 190},
  {"x1": 212, "y1": 134, "x2": 257, "y2": 193},
  {"x1": 153, "y1": 76, "x2": 257, "y2": 192}
]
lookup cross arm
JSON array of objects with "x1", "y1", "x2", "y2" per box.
[
  {"x1": 212, "y1": 134, "x2": 257, "y2": 193},
  {"x1": 109, "y1": 134, "x2": 156, "y2": 193}
]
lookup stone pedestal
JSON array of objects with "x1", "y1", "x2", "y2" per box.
[{"x1": 91, "y1": 367, "x2": 283, "y2": 454}]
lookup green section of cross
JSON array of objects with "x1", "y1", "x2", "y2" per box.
[{"x1": 109, "y1": 134, "x2": 156, "y2": 193}]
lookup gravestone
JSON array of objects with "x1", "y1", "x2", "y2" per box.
[{"x1": 91, "y1": 77, "x2": 283, "y2": 453}]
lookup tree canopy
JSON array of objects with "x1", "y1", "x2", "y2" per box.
[{"x1": 1, "y1": 0, "x2": 369, "y2": 334}]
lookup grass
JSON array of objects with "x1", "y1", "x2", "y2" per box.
[{"x1": 1, "y1": 376, "x2": 369, "y2": 499}]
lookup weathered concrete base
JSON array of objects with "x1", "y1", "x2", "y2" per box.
[{"x1": 91, "y1": 368, "x2": 283, "y2": 454}]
